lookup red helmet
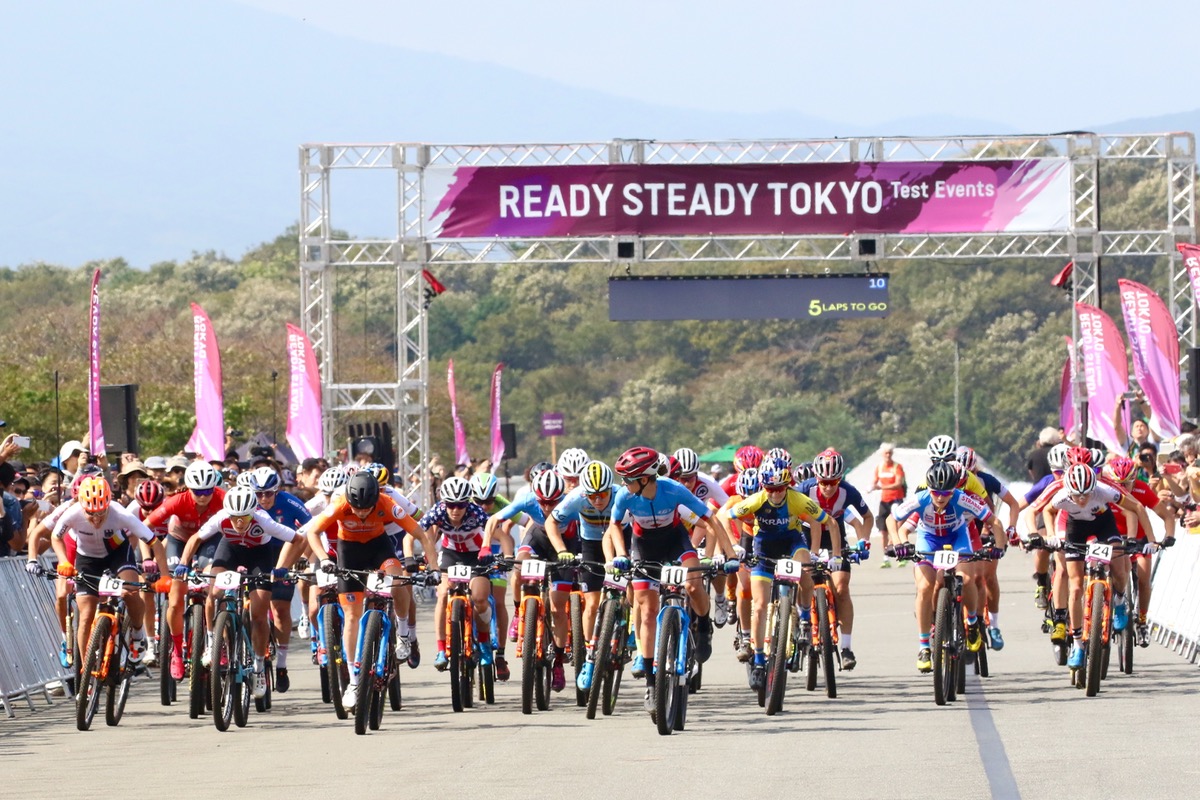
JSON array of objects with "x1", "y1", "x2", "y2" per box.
[
  {"x1": 1066, "y1": 464, "x2": 1096, "y2": 495},
  {"x1": 1103, "y1": 457, "x2": 1137, "y2": 483},
  {"x1": 135, "y1": 479, "x2": 165, "y2": 510},
  {"x1": 665, "y1": 455, "x2": 683, "y2": 481},
  {"x1": 734, "y1": 446, "x2": 765, "y2": 473},
  {"x1": 952, "y1": 461, "x2": 970, "y2": 489},
  {"x1": 1066, "y1": 446, "x2": 1092, "y2": 466},
  {"x1": 615, "y1": 446, "x2": 661, "y2": 480}
]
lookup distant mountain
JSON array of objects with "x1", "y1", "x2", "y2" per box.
[{"x1": 1, "y1": 1, "x2": 1194, "y2": 267}]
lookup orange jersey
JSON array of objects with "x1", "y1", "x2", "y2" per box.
[{"x1": 304, "y1": 494, "x2": 419, "y2": 544}]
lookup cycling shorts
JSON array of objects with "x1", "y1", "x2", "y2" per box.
[
  {"x1": 266, "y1": 539, "x2": 295, "y2": 603},
  {"x1": 751, "y1": 535, "x2": 808, "y2": 580},
  {"x1": 74, "y1": 541, "x2": 136, "y2": 597},
  {"x1": 337, "y1": 536, "x2": 401, "y2": 593},
  {"x1": 1064, "y1": 513, "x2": 1121, "y2": 563},
  {"x1": 167, "y1": 535, "x2": 218, "y2": 571},
  {"x1": 212, "y1": 539, "x2": 275, "y2": 578},
  {"x1": 518, "y1": 524, "x2": 579, "y2": 592},
  {"x1": 914, "y1": 526, "x2": 974, "y2": 566},
  {"x1": 580, "y1": 539, "x2": 605, "y2": 593},
  {"x1": 630, "y1": 524, "x2": 696, "y2": 591}
]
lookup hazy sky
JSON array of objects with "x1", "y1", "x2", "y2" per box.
[{"x1": 235, "y1": 0, "x2": 1194, "y2": 130}]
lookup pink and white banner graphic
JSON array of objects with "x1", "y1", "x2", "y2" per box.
[
  {"x1": 1060, "y1": 336, "x2": 1075, "y2": 440},
  {"x1": 1076, "y1": 303, "x2": 1130, "y2": 454},
  {"x1": 1117, "y1": 279, "x2": 1181, "y2": 439},
  {"x1": 285, "y1": 324, "x2": 324, "y2": 460},
  {"x1": 185, "y1": 303, "x2": 225, "y2": 461},
  {"x1": 489, "y1": 364, "x2": 505, "y2": 465},
  {"x1": 425, "y1": 159, "x2": 1070, "y2": 239},
  {"x1": 1178, "y1": 243, "x2": 1200, "y2": 310},
  {"x1": 86, "y1": 268, "x2": 106, "y2": 454},
  {"x1": 447, "y1": 360, "x2": 470, "y2": 467}
]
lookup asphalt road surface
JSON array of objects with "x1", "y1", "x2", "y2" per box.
[{"x1": 6, "y1": 553, "x2": 1200, "y2": 800}]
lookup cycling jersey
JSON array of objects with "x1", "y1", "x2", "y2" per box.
[
  {"x1": 893, "y1": 489, "x2": 991, "y2": 537},
  {"x1": 305, "y1": 493, "x2": 332, "y2": 515},
  {"x1": 728, "y1": 488, "x2": 827, "y2": 540},
  {"x1": 611, "y1": 477, "x2": 711, "y2": 536},
  {"x1": 144, "y1": 488, "x2": 227, "y2": 542},
  {"x1": 497, "y1": 492, "x2": 549, "y2": 528},
  {"x1": 1024, "y1": 472, "x2": 1060, "y2": 505},
  {"x1": 551, "y1": 486, "x2": 613, "y2": 541},
  {"x1": 688, "y1": 473, "x2": 729, "y2": 508},
  {"x1": 193, "y1": 508, "x2": 299, "y2": 548},
  {"x1": 1100, "y1": 478, "x2": 1157, "y2": 538},
  {"x1": 975, "y1": 470, "x2": 1006, "y2": 503},
  {"x1": 125, "y1": 498, "x2": 169, "y2": 537},
  {"x1": 262, "y1": 490, "x2": 311, "y2": 530},
  {"x1": 420, "y1": 501, "x2": 489, "y2": 552},
  {"x1": 302, "y1": 494, "x2": 420, "y2": 544},
  {"x1": 52, "y1": 502, "x2": 156, "y2": 559},
  {"x1": 1047, "y1": 483, "x2": 1122, "y2": 521},
  {"x1": 795, "y1": 478, "x2": 869, "y2": 523}
]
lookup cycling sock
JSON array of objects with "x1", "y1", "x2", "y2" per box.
[
  {"x1": 918, "y1": 633, "x2": 930, "y2": 648},
  {"x1": 276, "y1": 644, "x2": 288, "y2": 669},
  {"x1": 397, "y1": 619, "x2": 410, "y2": 639},
  {"x1": 1113, "y1": 592, "x2": 1125, "y2": 605},
  {"x1": 739, "y1": 629, "x2": 750, "y2": 639},
  {"x1": 966, "y1": 614, "x2": 978, "y2": 627},
  {"x1": 436, "y1": 639, "x2": 446, "y2": 652},
  {"x1": 408, "y1": 619, "x2": 418, "y2": 639},
  {"x1": 1071, "y1": 628, "x2": 1082, "y2": 642},
  {"x1": 172, "y1": 633, "x2": 183, "y2": 655},
  {"x1": 253, "y1": 655, "x2": 265, "y2": 673},
  {"x1": 1053, "y1": 608, "x2": 1068, "y2": 622},
  {"x1": 989, "y1": 611, "x2": 1000, "y2": 628},
  {"x1": 841, "y1": 633, "x2": 852, "y2": 650},
  {"x1": 800, "y1": 608, "x2": 811, "y2": 622},
  {"x1": 1034, "y1": 572, "x2": 1050, "y2": 588},
  {"x1": 131, "y1": 626, "x2": 146, "y2": 642}
]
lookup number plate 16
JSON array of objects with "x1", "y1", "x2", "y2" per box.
[
  {"x1": 521, "y1": 560, "x2": 548, "y2": 581},
  {"x1": 930, "y1": 550, "x2": 959, "y2": 570},
  {"x1": 774, "y1": 559, "x2": 804, "y2": 582},
  {"x1": 98, "y1": 575, "x2": 124, "y2": 597},
  {"x1": 1087, "y1": 542, "x2": 1113, "y2": 563}
]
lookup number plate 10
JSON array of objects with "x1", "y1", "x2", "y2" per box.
[
  {"x1": 774, "y1": 559, "x2": 804, "y2": 582},
  {"x1": 930, "y1": 550, "x2": 959, "y2": 570},
  {"x1": 660, "y1": 565, "x2": 687, "y2": 586},
  {"x1": 447, "y1": 564, "x2": 473, "y2": 583},
  {"x1": 1087, "y1": 542, "x2": 1113, "y2": 563},
  {"x1": 521, "y1": 560, "x2": 548, "y2": 581}
]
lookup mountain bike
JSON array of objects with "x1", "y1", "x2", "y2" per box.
[
  {"x1": 580, "y1": 561, "x2": 633, "y2": 719},
  {"x1": 179, "y1": 573, "x2": 211, "y2": 719},
  {"x1": 71, "y1": 572, "x2": 147, "y2": 731},
  {"x1": 806, "y1": 552, "x2": 856, "y2": 701},
  {"x1": 516, "y1": 558, "x2": 556, "y2": 715},
  {"x1": 206, "y1": 569, "x2": 273, "y2": 731},
  {"x1": 310, "y1": 567, "x2": 351, "y2": 719},
  {"x1": 444, "y1": 559, "x2": 508, "y2": 712},
  {"x1": 747, "y1": 555, "x2": 808, "y2": 715},
  {"x1": 1064, "y1": 538, "x2": 1130, "y2": 697}
]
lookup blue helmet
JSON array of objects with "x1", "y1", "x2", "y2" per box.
[
  {"x1": 736, "y1": 467, "x2": 760, "y2": 496},
  {"x1": 251, "y1": 466, "x2": 281, "y2": 493},
  {"x1": 759, "y1": 458, "x2": 791, "y2": 488}
]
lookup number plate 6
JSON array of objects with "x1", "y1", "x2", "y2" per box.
[
  {"x1": 603, "y1": 573, "x2": 629, "y2": 591},
  {"x1": 521, "y1": 560, "x2": 548, "y2": 581},
  {"x1": 774, "y1": 559, "x2": 804, "y2": 582},
  {"x1": 1087, "y1": 542, "x2": 1113, "y2": 563},
  {"x1": 98, "y1": 575, "x2": 124, "y2": 597},
  {"x1": 660, "y1": 565, "x2": 687, "y2": 585},
  {"x1": 930, "y1": 550, "x2": 959, "y2": 570},
  {"x1": 214, "y1": 571, "x2": 242, "y2": 590},
  {"x1": 447, "y1": 564, "x2": 473, "y2": 583},
  {"x1": 315, "y1": 570, "x2": 337, "y2": 588}
]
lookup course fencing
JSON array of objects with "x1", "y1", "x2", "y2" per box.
[
  {"x1": 0, "y1": 555, "x2": 73, "y2": 717},
  {"x1": 1147, "y1": 533, "x2": 1200, "y2": 663}
]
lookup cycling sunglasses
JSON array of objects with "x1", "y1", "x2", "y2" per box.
[
  {"x1": 445, "y1": 501, "x2": 468, "y2": 510},
  {"x1": 191, "y1": 488, "x2": 214, "y2": 497},
  {"x1": 930, "y1": 489, "x2": 953, "y2": 498}
]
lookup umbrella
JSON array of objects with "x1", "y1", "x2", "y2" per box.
[{"x1": 697, "y1": 444, "x2": 738, "y2": 462}]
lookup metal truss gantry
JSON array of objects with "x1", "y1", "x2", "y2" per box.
[{"x1": 300, "y1": 133, "x2": 1195, "y2": 499}]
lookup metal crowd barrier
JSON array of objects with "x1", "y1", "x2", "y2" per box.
[
  {"x1": 1147, "y1": 532, "x2": 1200, "y2": 664},
  {"x1": 0, "y1": 555, "x2": 73, "y2": 717}
]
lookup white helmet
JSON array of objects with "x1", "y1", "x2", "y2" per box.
[
  {"x1": 439, "y1": 476, "x2": 471, "y2": 504},
  {"x1": 184, "y1": 461, "x2": 221, "y2": 491},
  {"x1": 223, "y1": 486, "x2": 258, "y2": 516},
  {"x1": 318, "y1": 466, "x2": 348, "y2": 495},
  {"x1": 557, "y1": 448, "x2": 590, "y2": 478},
  {"x1": 927, "y1": 435, "x2": 957, "y2": 461},
  {"x1": 1047, "y1": 443, "x2": 1069, "y2": 472},
  {"x1": 672, "y1": 448, "x2": 700, "y2": 476},
  {"x1": 236, "y1": 471, "x2": 256, "y2": 489},
  {"x1": 580, "y1": 461, "x2": 614, "y2": 494}
]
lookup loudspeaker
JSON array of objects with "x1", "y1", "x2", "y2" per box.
[
  {"x1": 100, "y1": 384, "x2": 138, "y2": 454},
  {"x1": 348, "y1": 421, "x2": 395, "y2": 479},
  {"x1": 500, "y1": 423, "x2": 517, "y2": 461},
  {"x1": 1190, "y1": 348, "x2": 1200, "y2": 418}
]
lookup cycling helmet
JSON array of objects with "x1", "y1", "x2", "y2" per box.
[
  {"x1": 135, "y1": 480, "x2": 165, "y2": 510},
  {"x1": 955, "y1": 446, "x2": 978, "y2": 472},
  {"x1": 365, "y1": 462, "x2": 391, "y2": 487},
  {"x1": 1088, "y1": 447, "x2": 1107, "y2": 467},
  {"x1": 79, "y1": 463, "x2": 105, "y2": 477},
  {"x1": 665, "y1": 455, "x2": 683, "y2": 481},
  {"x1": 532, "y1": 470, "x2": 566, "y2": 504},
  {"x1": 813, "y1": 448, "x2": 844, "y2": 481},
  {"x1": 439, "y1": 476, "x2": 471, "y2": 504},
  {"x1": 1047, "y1": 443, "x2": 1069, "y2": 472},
  {"x1": 469, "y1": 472, "x2": 498, "y2": 502},
  {"x1": 764, "y1": 448, "x2": 792, "y2": 469},
  {"x1": 793, "y1": 462, "x2": 815, "y2": 482},
  {"x1": 78, "y1": 476, "x2": 111, "y2": 514},
  {"x1": 318, "y1": 465, "x2": 348, "y2": 495},
  {"x1": 952, "y1": 461, "x2": 970, "y2": 488},
  {"x1": 925, "y1": 461, "x2": 958, "y2": 492},
  {"x1": 580, "y1": 461, "x2": 614, "y2": 495},
  {"x1": 346, "y1": 472, "x2": 380, "y2": 509},
  {"x1": 734, "y1": 445, "x2": 765, "y2": 473},
  {"x1": 556, "y1": 448, "x2": 590, "y2": 478},
  {"x1": 1103, "y1": 456, "x2": 1137, "y2": 483},
  {"x1": 223, "y1": 486, "x2": 258, "y2": 516},
  {"x1": 927, "y1": 435, "x2": 957, "y2": 461},
  {"x1": 184, "y1": 461, "x2": 222, "y2": 491},
  {"x1": 236, "y1": 471, "x2": 256, "y2": 489},
  {"x1": 1066, "y1": 446, "x2": 1092, "y2": 466},
  {"x1": 1066, "y1": 463, "x2": 1096, "y2": 495},
  {"x1": 527, "y1": 461, "x2": 556, "y2": 482},
  {"x1": 672, "y1": 448, "x2": 700, "y2": 476},
  {"x1": 759, "y1": 457, "x2": 791, "y2": 488},
  {"x1": 736, "y1": 467, "x2": 761, "y2": 497},
  {"x1": 614, "y1": 446, "x2": 661, "y2": 480},
  {"x1": 251, "y1": 466, "x2": 281, "y2": 493}
]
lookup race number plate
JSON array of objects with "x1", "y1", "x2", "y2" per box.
[
  {"x1": 98, "y1": 575, "x2": 124, "y2": 596},
  {"x1": 315, "y1": 569, "x2": 337, "y2": 588},
  {"x1": 214, "y1": 571, "x2": 242, "y2": 590},
  {"x1": 660, "y1": 565, "x2": 687, "y2": 586},
  {"x1": 930, "y1": 550, "x2": 959, "y2": 570},
  {"x1": 447, "y1": 564, "x2": 473, "y2": 583},
  {"x1": 603, "y1": 573, "x2": 630, "y2": 591},
  {"x1": 774, "y1": 559, "x2": 804, "y2": 582},
  {"x1": 521, "y1": 560, "x2": 548, "y2": 581},
  {"x1": 366, "y1": 573, "x2": 393, "y2": 593},
  {"x1": 1087, "y1": 542, "x2": 1114, "y2": 563}
]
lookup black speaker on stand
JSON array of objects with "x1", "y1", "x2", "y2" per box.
[
  {"x1": 1189, "y1": 347, "x2": 1200, "y2": 419},
  {"x1": 99, "y1": 384, "x2": 138, "y2": 454}
]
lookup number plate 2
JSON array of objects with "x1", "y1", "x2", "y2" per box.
[
  {"x1": 366, "y1": 573, "x2": 393, "y2": 593},
  {"x1": 315, "y1": 570, "x2": 337, "y2": 588},
  {"x1": 774, "y1": 559, "x2": 804, "y2": 582}
]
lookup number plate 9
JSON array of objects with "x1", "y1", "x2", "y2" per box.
[
  {"x1": 521, "y1": 560, "x2": 548, "y2": 581},
  {"x1": 930, "y1": 550, "x2": 959, "y2": 570},
  {"x1": 774, "y1": 559, "x2": 804, "y2": 582},
  {"x1": 214, "y1": 571, "x2": 242, "y2": 590},
  {"x1": 1087, "y1": 542, "x2": 1113, "y2": 563},
  {"x1": 659, "y1": 565, "x2": 687, "y2": 585},
  {"x1": 447, "y1": 564, "x2": 473, "y2": 583}
]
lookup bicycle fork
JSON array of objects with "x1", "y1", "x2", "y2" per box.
[
  {"x1": 315, "y1": 601, "x2": 345, "y2": 668},
  {"x1": 352, "y1": 610, "x2": 393, "y2": 682},
  {"x1": 653, "y1": 605, "x2": 690, "y2": 681}
]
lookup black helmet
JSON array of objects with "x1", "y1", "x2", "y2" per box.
[
  {"x1": 346, "y1": 472, "x2": 380, "y2": 510},
  {"x1": 926, "y1": 461, "x2": 958, "y2": 492}
]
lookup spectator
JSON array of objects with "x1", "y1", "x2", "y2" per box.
[
  {"x1": 164, "y1": 455, "x2": 189, "y2": 494},
  {"x1": 116, "y1": 460, "x2": 149, "y2": 506},
  {"x1": 144, "y1": 455, "x2": 168, "y2": 481},
  {"x1": 57, "y1": 440, "x2": 86, "y2": 482},
  {"x1": 1025, "y1": 426, "x2": 1061, "y2": 482},
  {"x1": 0, "y1": 433, "x2": 24, "y2": 465},
  {"x1": 0, "y1": 462, "x2": 21, "y2": 557},
  {"x1": 868, "y1": 443, "x2": 906, "y2": 563},
  {"x1": 296, "y1": 457, "x2": 325, "y2": 491}
]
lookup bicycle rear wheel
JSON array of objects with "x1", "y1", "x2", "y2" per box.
[
  {"x1": 76, "y1": 615, "x2": 110, "y2": 731},
  {"x1": 765, "y1": 593, "x2": 791, "y2": 716},
  {"x1": 818, "y1": 590, "x2": 837, "y2": 699},
  {"x1": 210, "y1": 611, "x2": 237, "y2": 732},
  {"x1": 654, "y1": 608, "x2": 682, "y2": 735},
  {"x1": 1085, "y1": 582, "x2": 1105, "y2": 697},
  {"x1": 449, "y1": 600, "x2": 466, "y2": 713},
  {"x1": 536, "y1": 604, "x2": 553, "y2": 711},
  {"x1": 932, "y1": 587, "x2": 951, "y2": 706},
  {"x1": 187, "y1": 603, "x2": 207, "y2": 719},
  {"x1": 521, "y1": 597, "x2": 539, "y2": 715},
  {"x1": 158, "y1": 610, "x2": 174, "y2": 706},
  {"x1": 388, "y1": 647, "x2": 403, "y2": 711},
  {"x1": 587, "y1": 598, "x2": 617, "y2": 719},
  {"x1": 232, "y1": 623, "x2": 251, "y2": 728},
  {"x1": 571, "y1": 592, "x2": 587, "y2": 707},
  {"x1": 949, "y1": 602, "x2": 962, "y2": 702},
  {"x1": 324, "y1": 603, "x2": 349, "y2": 720},
  {"x1": 105, "y1": 616, "x2": 132, "y2": 726},
  {"x1": 356, "y1": 613, "x2": 382, "y2": 734},
  {"x1": 1119, "y1": 601, "x2": 1134, "y2": 675}
]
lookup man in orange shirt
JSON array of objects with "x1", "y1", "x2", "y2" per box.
[{"x1": 869, "y1": 443, "x2": 906, "y2": 566}]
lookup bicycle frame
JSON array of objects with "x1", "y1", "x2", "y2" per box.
[
  {"x1": 515, "y1": 565, "x2": 553, "y2": 660},
  {"x1": 354, "y1": 578, "x2": 395, "y2": 682},
  {"x1": 652, "y1": 569, "x2": 693, "y2": 681}
]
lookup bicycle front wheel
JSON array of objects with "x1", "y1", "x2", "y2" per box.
[
  {"x1": 587, "y1": 598, "x2": 617, "y2": 720},
  {"x1": 1085, "y1": 582, "x2": 1106, "y2": 697},
  {"x1": 932, "y1": 587, "x2": 951, "y2": 707},
  {"x1": 603, "y1": 606, "x2": 627, "y2": 716},
  {"x1": 105, "y1": 616, "x2": 132, "y2": 727},
  {"x1": 356, "y1": 612, "x2": 382, "y2": 735},
  {"x1": 76, "y1": 615, "x2": 110, "y2": 731},
  {"x1": 324, "y1": 603, "x2": 349, "y2": 720},
  {"x1": 449, "y1": 599, "x2": 466, "y2": 713},
  {"x1": 210, "y1": 611, "x2": 237, "y2": 731},
  {"x1": 158, "y1": 608, "x2": 174, "y2": 706},
  {"x1": 571, "y1": 592, "x2": 587, "y2": 707},
  {"x1": 187, "y1": 603, "x2": 207, "y2": 720},
  {"x1": 765, "y1": 593, "x2": 790, "y2": 716},
  {"x1": 521, "y1": 597, "x2": 539, "y2": 715},
  {"x1": 654, "y1": 608, "x2": 681, "y2": 736},
  {"x1": 818, "y1": 589, "x2": 837, "y2": 699}
]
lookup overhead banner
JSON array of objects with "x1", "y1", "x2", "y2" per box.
[
  {"x1": 1076, "y1": 302, "x2": 1129, "y2": 454},
  {"x1": 185, "y1": 303, "x2": 225, "y2": 461},
  {"x1": 425, "y1": 160, "x2": 1070, "y2": 239},
  {"x1": 609, "y1": 274, "x2": 889, "y2": 321},
  {"x1": 1117, "y1": 279, "x2": 1181, "y2": 439},
  {"x1": 285, "y1": 324, "x2": 324, "y2": 460}
]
